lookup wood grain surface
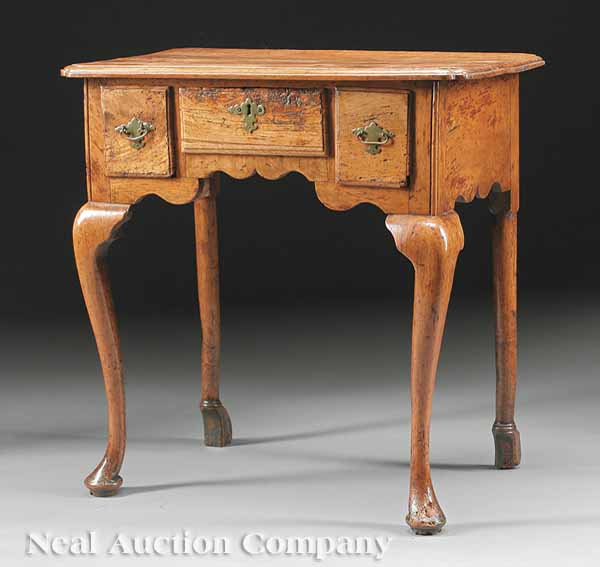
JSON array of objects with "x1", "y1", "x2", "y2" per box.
[
  {"x1": 73, "y1": 202, "x2": 132, "y2": 497},
  {"x1": 489, "y1": 190, "x2": 521, "y2": 469},
  {"x1": 82, "y1": 72, "x2": 531, "y2": 215},
  {"x1": 336, "y1": 88, "x2": 410, "y2": 188},
  {"x1": 101, "y1": 86, "x2": 173, "y2": 177},
  {"x1": 62, "y1": 48, "x2": 544, "y2": 81},
  {"x1": 385, "y1": 212, "x2": 464, "y2": 534},
  {"x1": 194, "y1": 178, "x2": 232, "y2": 447},
  {"x1": 180, "y1": 87, "x2": 326, "y2": 156},
  {"x1": 184, "y1": 153, "x2": 330, "y2": 182},
  {"x1": 109, "y1": 177, "x2": 201, "y2": 205},
  {"x1": 64, "y1": 50, "x2": 544, "y2": 530},
  {"x1": 432, "y1": 75, "x2": 518, "y2": 213}
]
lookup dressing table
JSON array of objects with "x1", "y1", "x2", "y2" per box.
[{"x1": 62, "y1": 49, "x2": 544, "y2": 534}]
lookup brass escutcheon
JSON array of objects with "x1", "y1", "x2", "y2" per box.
[
  {"x1": 227, "y1": 97, "x2": 265, "y2": 133},
  {"x1": 115, "y1": 117, "x2": 155, "y2": 149},
  {"x1": 352, "y1": 121, "x2": 395, "y2": 155}
]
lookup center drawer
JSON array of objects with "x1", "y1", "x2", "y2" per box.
[{"x1": 179, "y1": 87, "x2": 327, "y2": 157}]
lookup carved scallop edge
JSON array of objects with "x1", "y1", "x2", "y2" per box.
[{"x1": 109, "y1": 177, "x2": 207, "y2": 205}]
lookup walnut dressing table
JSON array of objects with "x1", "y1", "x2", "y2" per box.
[{"x1": 62, "y1": 49, "x2": 544, "y2": 534}]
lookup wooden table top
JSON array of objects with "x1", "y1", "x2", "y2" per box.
[{"x1": 61, "y1": 48, "x2": 544, "y2": 81}]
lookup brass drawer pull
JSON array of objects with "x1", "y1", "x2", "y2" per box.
[
  {"x1": 352, "y1": 121, "x2": 395, "y2": 155},
  {"x1": 227, "y1": 97, "x2": 265, "y2": 133},
  {"x1": 115, "y1": 117, "x2": 155, "y2": 149}
]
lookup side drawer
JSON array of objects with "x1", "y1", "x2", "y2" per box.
[
  {"x1": 335, "y1": 89, "x2": 410, "y2": 188},
  {"x1": 179, "y1": 87, "x2": 327, "y2": 156},
  {"x1": 101, "y1": 86, "x2": 173, "y2": 178}
]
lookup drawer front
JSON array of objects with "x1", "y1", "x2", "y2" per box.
[
  {"x1": 101, "y1": 86, "x2": 173, "y2": 177},
  {"x1": 179, "y1": 87, "x2": 327, "y2": 156},
  {"x1": 336, "y1": 89, "x2": 410, "y2": 188}
]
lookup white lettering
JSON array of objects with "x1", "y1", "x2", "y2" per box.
[
  {"x1": 242, "y1": 532, "x2": 265, "y2": 555},
  {"x1": 51, "y1": 536, "x2": 68, "y2": 555},
  {"x1": 374, "y1": 536, "x2": 393, "y2": 560},
  {"x1": 153, "y1": 536, "x2": 170, "y2": 555},
  {"x1": 265, "y1": 536, "x2": 285, "y2": 554},
  {"x1": 133, "y1": 536, "x2": 153, "y2": 555},
  {"x1": 213, "y1": 536, "x2": 231, "y2": 555},
  {"x1": 355, "y1": 536, "x2": 370, "y2": 555},
  {"x1": 315, "y1": 537, "x2": 334, "y2": 561},
  {"x1": 192, "y1": 536, "x2": 210, "y2": 554},
  {"x1": 89, "y1": 531, "x2": 98, "y2": 555},
  {"x1": 286, "y1": 536, "x2": 315, "y2": 555},
  {"x1": 108, "y1": 534, "x2": 132, "y2": 555},
  {"x1": 336, "y1": 536, "x2": 352, "y2": 555},
  {"x1": 70, "y1": 533, "x2": 90, "y2": 555},
  {"x1": 26, "y1": 532, "x2": 97, "y2": 556},
  {"x1": 25, "y1": 530, "x2": 389, "y2": 559},
  {"x1": 26, "y1": 533, "x2": 51, "y2": 555},
  {"x1": 173, "y1": 529, "x2": 190, "y2": 555}
]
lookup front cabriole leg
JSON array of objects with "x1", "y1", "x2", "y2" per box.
[
  {"x1": 385, "y1": 212, "x2": 464, "y2": 535},
  {"x1": 73, "y1": 202, "x2": 132, "y2": 496}
]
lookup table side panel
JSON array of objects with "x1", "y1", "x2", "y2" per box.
[
  {"x1": 86, "y1": 80, "x2": 110, "y2": 201},
  {"x1": 433, "y1": 75, "x2": 517, "y2": 214}
]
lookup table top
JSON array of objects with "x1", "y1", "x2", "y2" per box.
[{"x1": 61, "y1": 48, "x2": 544, "y2": 81}]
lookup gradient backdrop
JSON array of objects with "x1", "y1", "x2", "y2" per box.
[{"x1": 1, "y1": 2, "x2": 599, "y2": 565}]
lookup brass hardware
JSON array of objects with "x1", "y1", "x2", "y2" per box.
[
  {"x1": 227, "y1": 97, "x2": 265, "y2": 133},
  {"x1": 352, "y1": 121, "x2": 395, "y2": 155},
  {"x1": 115, "y1": 117, "x2": 155, "y2": 149}
]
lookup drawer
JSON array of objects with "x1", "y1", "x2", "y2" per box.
[
  {"x1": 335, "y1": 89, "x2": 410, "y2": 188},
  {"x1": 179, "y1": 87, "x2": 327, "y2": 156},
  {"x1": 101, "y1": 86, "x2": 173, "y2": 177}
]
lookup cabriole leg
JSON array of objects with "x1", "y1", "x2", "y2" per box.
[
  {"x1": 385, "y1": 212, "x2": 464, "y2": 535},
  {"x1": 73, "y1": 202, "x2": 132, "y2": 497}
]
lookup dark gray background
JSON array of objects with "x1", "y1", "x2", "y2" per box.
[{"x1": 1, "y1": 1, "x2": 596, "y2": 320}]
